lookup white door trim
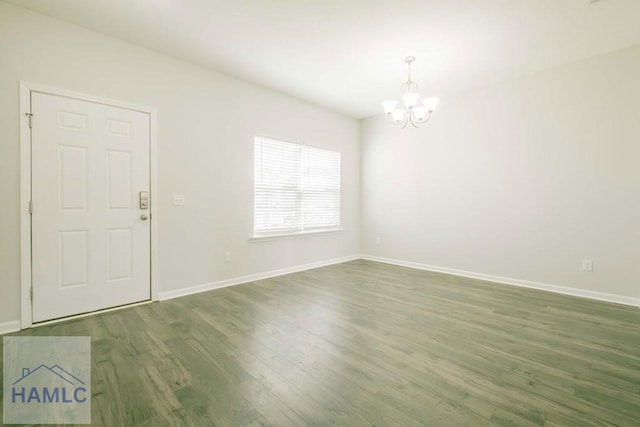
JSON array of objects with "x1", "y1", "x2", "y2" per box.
[{"x1": 19, "y1": 81, "x2": 160, "y2": 329}]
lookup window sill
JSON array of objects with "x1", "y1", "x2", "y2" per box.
[{"x1": 249, "y1": 228, "x2": 344, "y2": 242}]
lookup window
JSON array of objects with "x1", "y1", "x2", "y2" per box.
[{"x1": 254, "y1": 136, "x2": 341, "y2": 236}]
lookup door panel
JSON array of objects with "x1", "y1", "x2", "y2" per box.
[{"x1": 31, "y1": 92, "x2": 151, "y2": 322}]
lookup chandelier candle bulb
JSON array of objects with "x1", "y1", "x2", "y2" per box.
[
  {"x1": 391, "y1": 108, "x2": 406, "y2": 123},
  {"x1": 413, "y1": 106, "x2": 428, "y2": 121},
  {"x1": 402, "y1": 92, "x2": 420, "y2": 108},
  {"x1": 423, "y1": 97, "x2": 440, "y2": 112},
  {"x1": 382, "y1": 56, "x2": 439, "y2": 128}
]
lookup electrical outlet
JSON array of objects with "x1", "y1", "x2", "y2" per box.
[
  {"x1": 224, "y1": 252, "x2": 231, "y2": 263},
  {"x1": 172, "y1": 195, "x2": 185, "y2": 206},
  {"x1": 582, "y1": 259, "x2": 593, "y2": 272}
]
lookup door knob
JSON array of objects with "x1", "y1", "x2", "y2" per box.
[{"x1": 140, "y1": 214, "x2": 149, "y2": 221}]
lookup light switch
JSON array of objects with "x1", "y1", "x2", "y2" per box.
[{"x1": 172, "y1": 195, "x2": 185, "y2": 206}]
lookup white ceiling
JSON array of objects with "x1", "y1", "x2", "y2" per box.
[{"x1": 6, "y1": 0, "x2": 640, "y2": 118}]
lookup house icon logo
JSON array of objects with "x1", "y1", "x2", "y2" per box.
[
  {"x1": 11, "y1": 364, "x2": 88, "y2": 404},
  {"x1": 3, "y1": 336, "x2": 91, "y2": 424}
]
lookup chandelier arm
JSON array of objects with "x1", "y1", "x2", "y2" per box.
[
  {"x1": 424, "y1": 111, "x2": 433, "y2": 123},
  {"x1": 387, "y1": 113, "x2": 401, "y2": 125},
  {"x1": 412, "y1": 110, "x2": 434, "y2": 126},
  {"x1": 408, "y1": 112, "x2": 420, "y2": 128},
  {"x1": 386, "y1": 113, "x2": 393, "y2": 124}
]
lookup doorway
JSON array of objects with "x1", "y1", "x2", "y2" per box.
[{"x1": 20, "y1": 83, "x2": 158, "y2": 326}]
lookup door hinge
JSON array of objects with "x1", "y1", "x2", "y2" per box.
[
  {"x1": 30, "y1": 287, "x2": 33, "y2": 301},
  {"x1": 25, "y1": 112, "x2": 33, "y2": 129},
  {"x1": 29, "y1": 200, "x2": 33, "y2": 214}
]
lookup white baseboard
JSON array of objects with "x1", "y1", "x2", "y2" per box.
[
  {"x1": 7, "y1": 253, "x2": 635, "y2": 334},
  {"x1": 0, "y1": 320, "x2": 21, "y2": 335},
  {"x1": 159, "y1": 254, "x2": 360, "y2": 301},
  {"x1": 360, "y1": 255, "x2": 640, "y2": 308}
]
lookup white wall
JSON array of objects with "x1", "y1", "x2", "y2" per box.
[
  {"x1": 0, "y1": 3, "x2": 360, "y2": 326},
  {"x1": 361, "y1": 45, "x2": 640, "y2": 302}
]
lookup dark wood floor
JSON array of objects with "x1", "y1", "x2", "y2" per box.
[{"x1": 2, "y1": 260, "x2": 639, "y2": 426}]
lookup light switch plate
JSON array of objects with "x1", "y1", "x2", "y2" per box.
[{"x1": 173, "y1": 195, "x2": 185, "y2": 206}]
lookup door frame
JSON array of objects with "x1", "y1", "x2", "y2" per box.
[{"x1": 19, "y1": 81, "x2": 160, "y2": 329}]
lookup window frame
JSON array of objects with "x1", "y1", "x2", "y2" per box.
[{"x1": 252, "y1": 136, "x2": 342, "y2": 239}]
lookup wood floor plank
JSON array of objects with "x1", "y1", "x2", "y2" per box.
[{"x1": 2, "y1": 259, "x2": 639, "y2": 426}]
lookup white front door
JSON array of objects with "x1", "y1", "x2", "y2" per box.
[{"x1": 31, "y1": 92, "x2": 151, "y2": 322}]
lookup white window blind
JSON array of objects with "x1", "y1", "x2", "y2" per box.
[{"x1": 254, "y1": 137, "x2": 341, "y2": 236}]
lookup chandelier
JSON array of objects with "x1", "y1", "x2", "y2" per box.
[{"x1": 382, "y1": 56, "x2": 439, "y2": 128}]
